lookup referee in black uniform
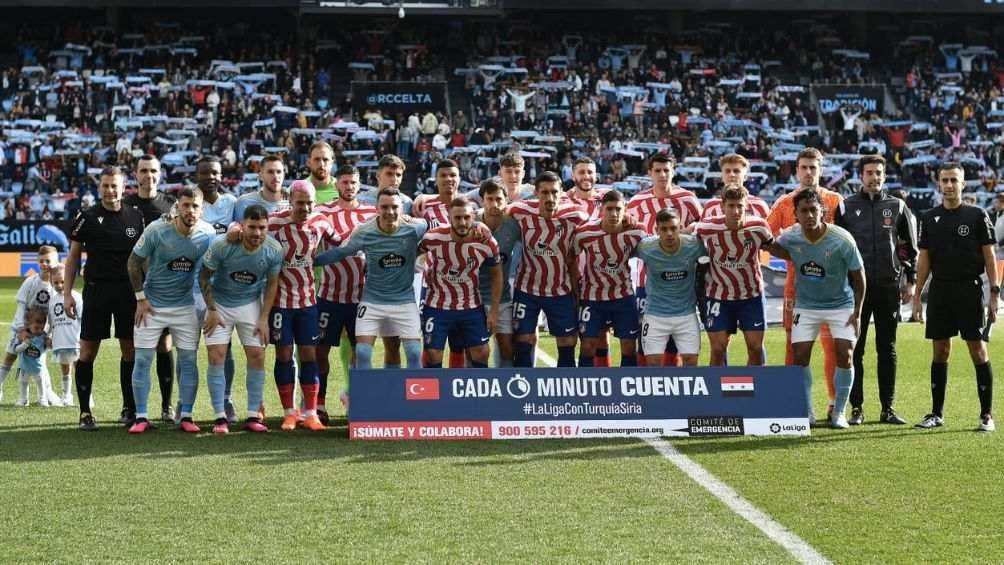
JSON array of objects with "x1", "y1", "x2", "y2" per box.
[
  {"x1": 913, "y1": 162, "x2": 999, "y2": 432},
  {"x1": 64, "y1": 166, "x2": 145, "y2": 431},
  {"x1": 835, "y1": 155, "x2": 917, "y2": 425},
  {"x1": 123, "y1": 155, "x2": 177, "y2": 422}
]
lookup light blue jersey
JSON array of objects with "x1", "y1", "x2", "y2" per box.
[
  {"x1": 777, "y1": 224, "x2": 863, "y2": 310},
  {"x1": 17, "y1": 334, "x2": 47, "y2": 375},
  {"x1": 478, "y1": 214, "x2": 522, "y2": 303},
  {"x1": 133, "y1": 219, "x2": 217, "y2": 308},
  {"x1": 202, "y1": 235, "x2": 284, "y2": 308},
  {"x1": 316, "y1": 218, "x2": 428, "y2": 305},
  {"x1": 201, "y1": 192, "x2": 238, "y2": 233},
  {"x1": 636, "y1": 234, "x2": 706, "y2": 317},
  {"x1": 233, "y1": 191, "x2": 289, "y2": 221},
  {"x1": 357, "y1": 188, "x2": 414, "y2": 214}
]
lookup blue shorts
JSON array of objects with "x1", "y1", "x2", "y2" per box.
[
  {"x1": 579, "y1": 296, "x2": 640, "y2": 339},
  {"x1": 317, "y1": 299, "x2": 357, "y2": 347},
  {"x1": 420, "y1": 287, "x2": 466, "y2": 350},
  {"x1": 704, "y1": 296, "x2": 766, "y2": 333},
  {"x1": 512, "y1": 290, "x2": 577, "y2": 337},
  {"x1": 269, "y1": 305, "x2": 319, "y2": 346},
  {"x1": 636, "y1": 286, "x2": 678, "y2": 354},
  {"x1": 421, "y1": 307, "x2": 490, "y2": 350}
]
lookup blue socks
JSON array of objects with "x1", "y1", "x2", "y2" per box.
[
  {"x1": 274, "y1": 359, "x2": 295, "y2": 386},
  {"x1": 514, "y1": 342, "x2": 534, "y2": 367},
  {"x1": 207, "y1": 362, "x2": 226, "y2": 417},
  {"x1": 246, "y1": 367, "x2": 265, "y2": 417},
  {"x1": 177, "y1": 349, "x2": 199, "y2": 417},
  {"x1": 356, "y1": 343, "x2": 374, "y2": 369},
  {"x1": 470, "y1": 360, "x2": 488, "y2": 368},
  {"x1": 620, "y1": 354, "x2": 637, "y2": 367},
  {"x1": 299, "y1": 361, "x2": 319, "y2": 385},
  {"x1": 578, "y1": 354, "x2": 594, "y2": 367},
  {"x1": 557, "y1": 346, "x2": 575, "y2": 367},
  {"x1": 834, "y1": 367, "x2": 854, "y2": 419},
  {"x1": 403, "y1": 340, "x2": 423, "y2": 369},
  {"x1": 131, "y1": 348, "x2": 155, "y2": 418}
]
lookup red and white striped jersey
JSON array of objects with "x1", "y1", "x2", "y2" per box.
[
  {"x1": 420, "y1": 226, "x2": 500, "y2": 310},
  {"x1": 267, "y1": 210, "x2": 339, "y2": 309},
  {"x1": 509, "y1": 200, "x2": 589, "y2": 297},
  {"x1": 566, "y1": 188, "x2": 609, "y2": 220},
  {"x1": 700, "y1": 196, "x2": 771, "y2": 220},
  {"x1": 316, "y1": 201, "x2": 377, "y2": 304},
  {"x1": 626, "y1": 188, "x2": 703, "y2": 231},
  {"x1": 416, "y1": 197, "x2": 452, "y2": 228},
  {"x1": 573, "y1": 222, "x2": 648, "y2": 301},
  {"x1": 694, "y1": 216, "x2": 774, "y2": 301}
]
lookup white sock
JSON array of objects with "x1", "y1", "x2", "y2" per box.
[
  {"x1": 18, "y1": 372, "x2": 30, "y2": 404},
  {"x1": 0, "y1": 364, "x2": 11, "y2": 387}
]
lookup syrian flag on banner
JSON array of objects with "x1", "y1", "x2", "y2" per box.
[{"x1": 720, "y1": 376, "x2": 754, "y2": 397}]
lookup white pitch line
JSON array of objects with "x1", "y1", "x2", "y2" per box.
[
  {"x1": 643, "y1": 437, "x2": 831, "y2": 564},
  {"x1": 534, "y1": 347, "x2": 830, "y2": 564}
]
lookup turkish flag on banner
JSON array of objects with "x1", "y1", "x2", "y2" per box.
[{"x1": 405, "y1": 378, "x2": 440, "y2": 401}]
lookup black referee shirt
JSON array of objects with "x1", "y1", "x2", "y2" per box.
[
  {"x1": 69, "y1": 204, "x2": 145, "y2": 282},
  {"x1": 918, "y1": 204, "x2": 994, "y2": 281},
  {"x1": 124, "y1": 192, "x2": 175, "y2": 226}
]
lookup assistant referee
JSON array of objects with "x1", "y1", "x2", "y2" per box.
[
  {"x1": 64, "y1": 166, "x2": 146, "y2": 431},
  {"x1": 913, "y1": 162, "x2": 999, "y2": 433},
  {"x1": 835, "y1": 155, "x2": 917, "y2": 425}
]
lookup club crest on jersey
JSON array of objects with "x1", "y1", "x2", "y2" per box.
[
  {"x1": 379, "y1": 253, "x2": 405, "y2": 269},
  {"x1": 661, "y1": 270, "x2": 687, "y2": 281},
  {"x1": 126, "y1": 227, "x2": 138, "y2": 238},
  {"x1": 230, "y1": 271, "x2": 258, "y2": 285},
  {"x1": 800, "y1": 261, "x2": 825, "y2": 278},
  {"x1": 169, "y1": 257, "x2": 195, "y2": 272}
]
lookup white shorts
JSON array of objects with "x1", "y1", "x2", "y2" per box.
[
  {"x1": 356, "y1": 301, "x2": 421, "y2": 339},
  {"x1": 486, "y1": 302, "x2": 514, "y2": 335},
  {"x1": 642, "y1": 312, "x2": 701, "y2": 356},
  {"x1": 54, "y1": 348, "x2": 79, "y2": 365},
  {"x1": 134, "y1": 305, "x2": 201, "y2": 350},
  {"x1": 204, "y1": 302, "x2": 266, "y2": 348},
  {"x1": 6, "y1": 330, "x2": 20, "y2": 355},
  {"x1": 791, "y1": 307, "x2": 857, "y2": 344},
  {"x1": 194, "y1": 293, "x2": 207, "y2": 325}
]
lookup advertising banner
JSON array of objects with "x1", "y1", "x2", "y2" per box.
[
  {"x1": 0, "y1": 221, "x2": 73, "y2": 252},
  {"x1": 813, "y1": 84, "x2": 885, "y2": 114},
  {"x1": 349, "y1": 367, "x2": 811, "y2": 440},
  {"x1": 351, "y1": 81, "x2": 449, "y2": 114}
]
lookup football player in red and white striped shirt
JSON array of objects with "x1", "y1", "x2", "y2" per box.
[
  {"x1": 567, "y1": 157, "x2": 609, "y2": 219},
  {"x1": 573, "y1": 190, "x2": 648, "y2": 367},
  {"x1": 694, "y1": 185, "x2": 774, "y2": 366},
  {"x1": 701, "y1": 154, "x2": 770, "y2": 220},
  {"x1": 508, "y1": 171, "x2": 589, "y2": 367},
  {"x1": 267, "y1": 180, "x2": 339, "y2": 431},
  {"x1": 626, "y1": 153, "x2": 703, "y2": 366},
  {"x1": 314, "y1": 165, "x2": 375, "y2": 421},
  {"x1": 419, "y1": 196, "x2": 503, "y2": 368}
]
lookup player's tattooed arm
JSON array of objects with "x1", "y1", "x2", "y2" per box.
[
  {"x1": 199, "y1": 268, "x2": 217, "y2": 311},
  {"x1": 126, "y1": 252, "x2": 148, "y2": 294}
]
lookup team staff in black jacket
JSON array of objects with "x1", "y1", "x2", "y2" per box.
[{"x1": 835, "y1": 155, "x2": 918, "y2": 425}]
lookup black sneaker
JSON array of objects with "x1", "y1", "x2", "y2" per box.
[
  {"x1": 849, "y1": 407, "x2": 864, "y2": 425},
  {"x1": 317, "y1": 408, "x2": 330, "y2": 426},
  {"x1": 880, "y1": 408, "x2": 907, "y2": 425},
  {"x1": 915, "y1": 413, "x2": 944, "y2": 429},
  {"x1": 119, "y1": 408, "x2": 136, "y2": 426},
  {"x1": 79, "y1": 413, "x2": 98, "y2": 431},
  {"x1": 161, "y1": 404, "x2": 176, "y2": 423}
]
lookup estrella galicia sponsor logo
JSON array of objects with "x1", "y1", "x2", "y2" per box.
[
  {"x1": 230, "y1": 270, "x2": 258, "y2": 285},
  {"x1": 769, "y1": 421, "x2": 808, "y2": 434},
  {"x1": 800, "y1": 260, "x2": 825, "y2": 278},
  {"x1": 379, "y1": 253, "x2": 405, "y2": 269},
  {"x1": 168, "y1": 257, "x2": 195, "y2": 272},
  {"x1": 687, "y1": 416, "x2": 744, "y2": 436},
  {"x1": 661, "y1": 270, "x2": 687, "y2": 281}
]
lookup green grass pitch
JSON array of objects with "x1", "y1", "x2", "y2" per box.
[{"x1": 0, "y1": 277, "x2": 1001, "y2": 563}]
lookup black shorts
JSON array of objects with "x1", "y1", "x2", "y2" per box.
[
  {"x1": 925, "y1": 278, "x2": 986, "y2": 341},
  {"x1": 81, "y1": 279, "x2": 137, "y2": 341}
]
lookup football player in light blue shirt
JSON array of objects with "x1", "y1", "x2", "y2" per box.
[
  {"x1": 635, "y1": 208, "x2": 707, "y2": 366},
  {"x1": 477, "y1": 180, "x2": 522, "y2": 367},
  {"x1": 772, "y1": 189, "x2": 865, "y2": 428},
  {"x1": 233, "y1": 155, "x2": 290, "y2": 220},
  {"x1": 200, "y1": 204, "x2": 283, "y2": 433},
  {"x1": 317, "y1": 188, "x2": 428, "y2": 369},
  {"x1": 127, "y1": 188, "x2": 216, "y2": 434},
  {"x1": 196, "y1": 156, "x2": 238, "y2": 234}
]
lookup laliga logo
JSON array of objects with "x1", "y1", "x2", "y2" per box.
[{"x1": 507, "y1": 374, "x2": 531, "y2": 399}]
